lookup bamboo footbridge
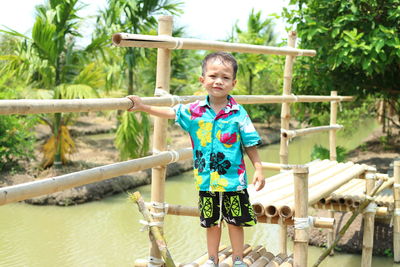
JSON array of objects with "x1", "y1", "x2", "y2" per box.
[{"x1": 1, "y1": 16, "x2": 399, "y2": 267}]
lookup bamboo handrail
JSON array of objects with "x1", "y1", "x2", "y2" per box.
[
  {"x1": 112, "y1": 33, "x2": 316, "y2": 57},
  {"x1": 394, "y1": 161, "x2": 400, "y2": 263},
  {"x1": 312, "y1": 203, "x2": 389, "y2": 217},
  {"x1": 0, "y1": 147, "x2": 192, "y2": 206},
  {"x1": 0, "y1": 95, "x2": 353, "y2": 115},
  {"x1": 281, "y1": 125, "x2": 343, "y2": 139}
]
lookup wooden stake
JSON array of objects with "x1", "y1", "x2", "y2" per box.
[
  {"x1": 312, "y1": 179, "x2": 384, "y2": 267},
  {"x1": 279, "y1": 219, "x2": 288, "y2": 255},
  {"x1": 326, "y1": 210, "x2": 335, "y2": 256},
  {"x1": 279, "y1": 31, "x2": 297, "y2": 166},
  {"x1": 149, "y1": 15, "x2": 173, "y2": 263},
  {"x1": 293, "y1": 166, "x2": 309, "y2": 267},
  {"x1": 129, "y1": 192, "x2": 175, "y2": 267},
  {"x1": 393, "y1": 160, "x2": 400, "y2": 263},
  {"x1": 361, "y1": 170, "x2": 376, "y2": 267}
]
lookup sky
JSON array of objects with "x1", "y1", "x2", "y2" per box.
[{"x1": 0, "y1": 0, "x2": 290, "y2": 46}]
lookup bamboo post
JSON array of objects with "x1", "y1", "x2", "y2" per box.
[
  {"x1": 149, "y1": 15, "x2": 173, "y2": 263},
  {"x1": 313, "y1": 179, "x2": 384, "y2": 267},
  {"x1": 328, "y1": 91, "x2": 338, "y2": 259},
  {"x1": 326, "y1": 210, "x2": 335, "y2": 256},
  {"x1": 293, "y1": 166, "x2": 309, "y2": 267},
  {"x1": 279, "y1": 219, "x2": 288, "y2": 255},
  {"x1": 279, "y1": 31, "x2": 297, "y2": 166},
  {"x1": 278, "y1": 31, "x2": 297, "y2": 256},
  {"x1": 130, "y1": 192, "x2": 175, "y2": 267},
  {"x1": 329, "y1": 91, "x2": 338, "y2": 161},
  {"x1": 361, "y1": 170, "x2": 376, "y2": 267},
  {"x1": 394, "y1": 160, "x2": 400, "y2": 263}
]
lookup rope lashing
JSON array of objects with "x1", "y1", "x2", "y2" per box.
[
  {"x1": 394, "y1": 208, "x2": 400, "y2": 217},
  {"x1": 291, "y1": 93, "x2": 299, "y2": 102},
  {"x1": 294, "y1": 216, "x2": 314, "y2": 229},
  {"x1": 365, "y1": 173, "x2": 377, "y2": 180},
  {"x1": 148, "y1": 256, "x2": 164, "y2": 267},
  {"x1": 139, "y1": 219, "x2": 164, "y2": 231},
  {"x1": 364, "y1": 195, "x2": 376, "y2": 201},
  {"x1": 363, "y1": 202, "x2": 378, "y2": 214},
  {"x1": 393, "y1": 183, "x2": 400, "y2": 189},
  {"x1": 168, "y1": 150, "x2": 180, "y2": 164},
  {"x1": 171, "y1": 37, "x2": 183, "y2": 50}
]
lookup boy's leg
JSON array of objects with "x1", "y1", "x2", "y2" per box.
[
  {"x1": 227, "y1": 224, "x2": 244, "y2": 260},
  {"x1": 206, "y1": 225, "x2": 222, "y2": 263}
]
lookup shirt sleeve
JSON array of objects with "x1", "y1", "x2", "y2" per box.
[
  {"x1": 173, "y1": 103, "x2": 192, "y2": 132},
  {"x1": 239, "y1": 109, "x2": 262, "y2": 147}
]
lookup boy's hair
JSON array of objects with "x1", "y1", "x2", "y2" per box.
[{"x1": 201, "y1": 52, "x2": 238, "y2": 79}]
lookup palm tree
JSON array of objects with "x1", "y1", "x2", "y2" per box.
[
  {"x1": 94, "y1": 0, "x2": 183, "y2": 160},
  {"x1": 1, "y1": 0, "x2": 106, "y2": 167}
]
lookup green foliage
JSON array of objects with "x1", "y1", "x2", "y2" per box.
[
  {"x1": 228, "y1": 9, "x2": 284, "y2": 123},
  {"x1": 115, "y1": 111, "x2": 150, "y2": 160},
  {"x1": 311, "y1": 144, "x2": 347, "y2": 162},
  {"x1": 384, "y1": 248, "x2": 393, "y2": 257},
  {"x1": 283, "y1": 0, "x2": 400, "y2": 129}
]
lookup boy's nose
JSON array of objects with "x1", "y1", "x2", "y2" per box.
[{"x1": 215, "y1": 78, "x2": 223, "y2": 84}]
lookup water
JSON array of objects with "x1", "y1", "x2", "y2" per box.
[{"x1": 0, "y1": 119, "x2": 396, "y2": 266}]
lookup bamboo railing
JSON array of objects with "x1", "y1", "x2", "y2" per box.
[
  {"x1": 112, "y1": 33, "x2": 316, "y2": 57},
  {"x1": 0, "y1": 95, "x2": 352, "y2": 115}
]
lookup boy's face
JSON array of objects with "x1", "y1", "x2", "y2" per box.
[{"x1": 199, "y1": 59, "x2": 237, "y2": 99}]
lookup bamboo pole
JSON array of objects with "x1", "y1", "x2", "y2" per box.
[
  {"x1": 149, "y1": 15, "x2": 173, "y2": 263},
  {"x1": 243, "y1": 246, "x2": 265, "y2": 266},
  {"x1": 251, "y1": 250, "x2": 275, "y2": 267},
  {"x1": 219, "y1": 244, "x2": 252, "y2": 267},
  {"x1": 0, "y1": 148, "x2": 192, "y2": 206},
  {"x1": 279, "y1": 219, "x2": 288, "y2": 255},
  {"x1": 361, "y1": 170, "x2": 376, "y2": 267},
  {"x1": 281, "y1": 125, "x2": 343, "y2": 139},
  {"x1": 329, "y1": 91, "x2": 338, "y2": 161},
  {"x1": 394, "y1": 160, "x2": 400, "y2": 263},
  {"x1": 279, "y1": 31, "x2": 297, "y2": 166},
  {"x1": 0, "y1": 95, "x2": 353, "y2": 115},
  {"x1": 156, "y1": 203, "x2": 334, "y2": 229},
  {"x1": 326, "y1": 210, "x2": 335, "y2": 256},
  {"x1": 181, "y1": 245, "x2": 227, "y2": 267},
  {"x1": 112, "y1": 33, "x2": 316, "y2": 57},
  {"x1": 265, "y1": 253, "x2": 287, "y2": 267},
  {"x1": 293, "y1": 166, "x2": 309, "y2": 267},
  {"x1": 130, "y1": 191, "x2": 175, "y2": 267},
  {"x1": 313, "y1": 179, "x2": 384, "y2": 267}
]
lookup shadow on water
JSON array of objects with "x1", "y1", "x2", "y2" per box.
[{"x1": 1, "y1": 119, "x2": 396, "y2": 266}]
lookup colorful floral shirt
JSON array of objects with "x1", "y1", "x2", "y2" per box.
[{"x1": 174, "y1": 95, "x2": 261, "y2": 192}]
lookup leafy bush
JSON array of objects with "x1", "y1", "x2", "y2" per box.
[
  {"x1": 311, "y1": 144, "x2": 347, "y2": 162},
  {"x1": 0, "y1": 115, "x2": 36, "y2": 170}
]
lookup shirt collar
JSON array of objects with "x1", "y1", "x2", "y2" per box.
[{"x1": 199, "y1": 95, "x2": 240, "y2": 112}]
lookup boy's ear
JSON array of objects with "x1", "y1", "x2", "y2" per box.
[
  {"x1": 232, "y1": 79, "x2": 237, "y2": 87},
  {"x1": 199, "y1": 76, "x2": 205, "y2": 83}
]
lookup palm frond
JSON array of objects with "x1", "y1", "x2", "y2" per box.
[{"x1": 115, "y1": 111, "x2": 150, "y2": 160}]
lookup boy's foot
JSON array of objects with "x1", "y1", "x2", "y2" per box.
[
  {"x1": 233, "y1": 256, "x2": 247, "y2": 267},
  {"x1": 201, "y1": 256, "x2": 218, "y2": 267}
]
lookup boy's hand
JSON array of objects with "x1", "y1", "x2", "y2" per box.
[
  {"x1": 252, "y1": 169, "x2": 265, "y2": 191},
  {"x1": 126, "y1": 95, "x2": 144, "y2": 111}
]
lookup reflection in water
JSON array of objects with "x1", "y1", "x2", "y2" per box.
[{"x1": 0, "y1": 120, "x2": 395, "y2": 266}]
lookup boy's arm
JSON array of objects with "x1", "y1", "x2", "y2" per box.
[
  {"x1": 127, "y1": 95, "x2": 176, "y2": 119},
  {"x1": 244, "y1": 146, "x2": 265, "y2": 191}
]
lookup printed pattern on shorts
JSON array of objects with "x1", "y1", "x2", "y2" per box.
[{"x1": 199, "y1": 190, "x2": 257, "y2": 228}]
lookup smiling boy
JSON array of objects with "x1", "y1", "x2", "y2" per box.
[{"x1": 127, "y1": 52, "x2": 265, "y2": 267}]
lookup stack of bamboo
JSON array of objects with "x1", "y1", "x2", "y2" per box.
[
  {"x1": 180, "y1": 245, "x2": 293, "y2": 267},
  {"x1": 314, "y1": 176, "x2": 394, "y2": 214},
  {"x1": 249, "y1": 160, "x2": 370, "y2": 220}
]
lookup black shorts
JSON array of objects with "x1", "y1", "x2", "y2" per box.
[{"x1": 198, "y1": 189, "x2": 257, "y2": 228}]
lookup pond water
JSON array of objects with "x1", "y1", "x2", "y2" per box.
[{"x1": 0, "y1": 119, "x2": 396, "y2": 266}]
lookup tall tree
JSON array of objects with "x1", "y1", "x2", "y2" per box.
[{"x1": 283, "y1": 0, "x2": 400, "y2": 129}]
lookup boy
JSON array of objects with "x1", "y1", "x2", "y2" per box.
[{"x1": 127, "y1": 52, "x2": 265, "y2": 267}]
